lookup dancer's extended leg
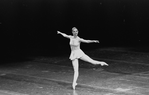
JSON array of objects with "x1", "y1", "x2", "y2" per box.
[
  {"x1": 72, "y1": 59, "x2": 79, "y2": 90},
  {"x1": 80, "y1": 54, "x2": 108, "y2": 66}
]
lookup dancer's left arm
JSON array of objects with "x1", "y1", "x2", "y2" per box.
[{"x1": 80, "y1": 38, "x2": 99, "y2": 43}]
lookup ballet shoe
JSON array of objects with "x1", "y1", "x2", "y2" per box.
[
  {"x1": 72, "y1": 83, "x2": 77, "y2": 90},
  {"x1": 101, "y1": 62, "x2": 108, "y2": 66},
  {"x1": 95, "y1": 62, "x2": 108, "y2": 66}
]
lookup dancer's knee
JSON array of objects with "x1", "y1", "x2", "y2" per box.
[{"x1": 73, "y1": 68, "x2": 79, "y2": 73}]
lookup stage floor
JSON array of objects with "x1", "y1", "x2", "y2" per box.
[{"x1": 0, "y1": 47, "x2": 149, "y2": 95}]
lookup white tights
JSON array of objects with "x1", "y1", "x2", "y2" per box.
[
  {"x1": 72, "y1": 54, "x2": 105, "y2": 89},
  {"x1": 72, "y1": 59, "x2": 79, "y2": 90}
]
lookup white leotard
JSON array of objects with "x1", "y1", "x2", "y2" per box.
[
  {"x1": 69, "y1": 36, "x2": 85, "y2": 60},
  {"x1": 69, "y1": 36, "x2": 81, "y2": 51}
]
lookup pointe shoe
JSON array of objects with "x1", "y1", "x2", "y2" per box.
[
  {"x1": 72, "y1": 83, "x2": 77, "y2": 90},
  {"x1": 95, "y1": 62, "x2": 108, "y2": 66},
  {"x1": 100, "y1": 62, "x2": 108, "y2": 66}
]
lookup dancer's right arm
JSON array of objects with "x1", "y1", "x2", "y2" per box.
[{"x1": 57, "y1": 31, "x2": 71, "y2": 38}]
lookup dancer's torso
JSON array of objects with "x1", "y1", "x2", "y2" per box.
[{"x1": 69, "y1": 36, "x2": 81, "y2": 51}]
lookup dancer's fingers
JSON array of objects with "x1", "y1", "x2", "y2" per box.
[{"x1": 57, "y1": 31, "x2": 60, "y2": 34}]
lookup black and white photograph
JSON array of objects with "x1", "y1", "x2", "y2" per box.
[{"x1": 1, "y1": 0, "x2": 149, "y2": 95}]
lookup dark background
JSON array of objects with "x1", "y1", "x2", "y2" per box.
[{"x1": 1, "y1": 0, "x2": 149, "y2": 58}]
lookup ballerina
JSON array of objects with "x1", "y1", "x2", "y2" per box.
[{"x1": 57, "y1": 27, "x2": 108, "y2": 90}]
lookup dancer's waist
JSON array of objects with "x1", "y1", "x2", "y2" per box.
[{"x1": 70, "y1": 45, "x2": 80, "y2": 51}]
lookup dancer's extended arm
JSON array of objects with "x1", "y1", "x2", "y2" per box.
[
  {"x1": 80, "y1": 38, "x2": 99, "y2": 43},
  {"x1": 57, "y1": 31, "x2": 71, "y2": 38}
]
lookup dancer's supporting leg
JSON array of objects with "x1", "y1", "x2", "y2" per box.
[
  {"x1": 80, "y1": 54, "x2": 108, "y2": 66},
  {"x1": 72, "y1": 59, "x2": 79, "y2": 90}
]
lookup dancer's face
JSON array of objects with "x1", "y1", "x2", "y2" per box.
[{"x1": 72, "y1": 28, "x2": 78, "y2": 37}]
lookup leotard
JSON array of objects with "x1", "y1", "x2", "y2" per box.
[{"x1": 69, "y1": 36, "x2": 85, "y2": 60}]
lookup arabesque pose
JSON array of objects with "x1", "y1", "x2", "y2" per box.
[{"x1": 57, "y1": 27, "x2": 108, "y2": 90}]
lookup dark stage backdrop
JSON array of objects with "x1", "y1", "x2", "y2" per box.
[{"x1": 1, "y1": 0, "x2": 149, "y2": 57}]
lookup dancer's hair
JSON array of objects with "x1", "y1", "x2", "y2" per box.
[{"x1": 72, "y1": 27, "x2": 78, "y2": 32}]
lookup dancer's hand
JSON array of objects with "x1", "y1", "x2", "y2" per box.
[
  {"x1": 93, "y1": 40, "x2": 99, "y2": 43},
  {"x1": 57, "y1": 31, "x2": 61, "y2": 34}
]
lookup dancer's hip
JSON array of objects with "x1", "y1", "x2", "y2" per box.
[{"x1": 69, "y1": 49, "x2": 85, "y2": 60}]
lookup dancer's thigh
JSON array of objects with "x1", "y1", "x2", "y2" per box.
[
  {"x1": 72, "y1": 59, "x2": 79, "y2": 71},
  {"x1": 80, "y1": 54, "x2": 95, "y2": 63}
]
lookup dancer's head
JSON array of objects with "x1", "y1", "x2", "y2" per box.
[{"x1": 72, "y1": 27, "x2": 78, "y2": 37}]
